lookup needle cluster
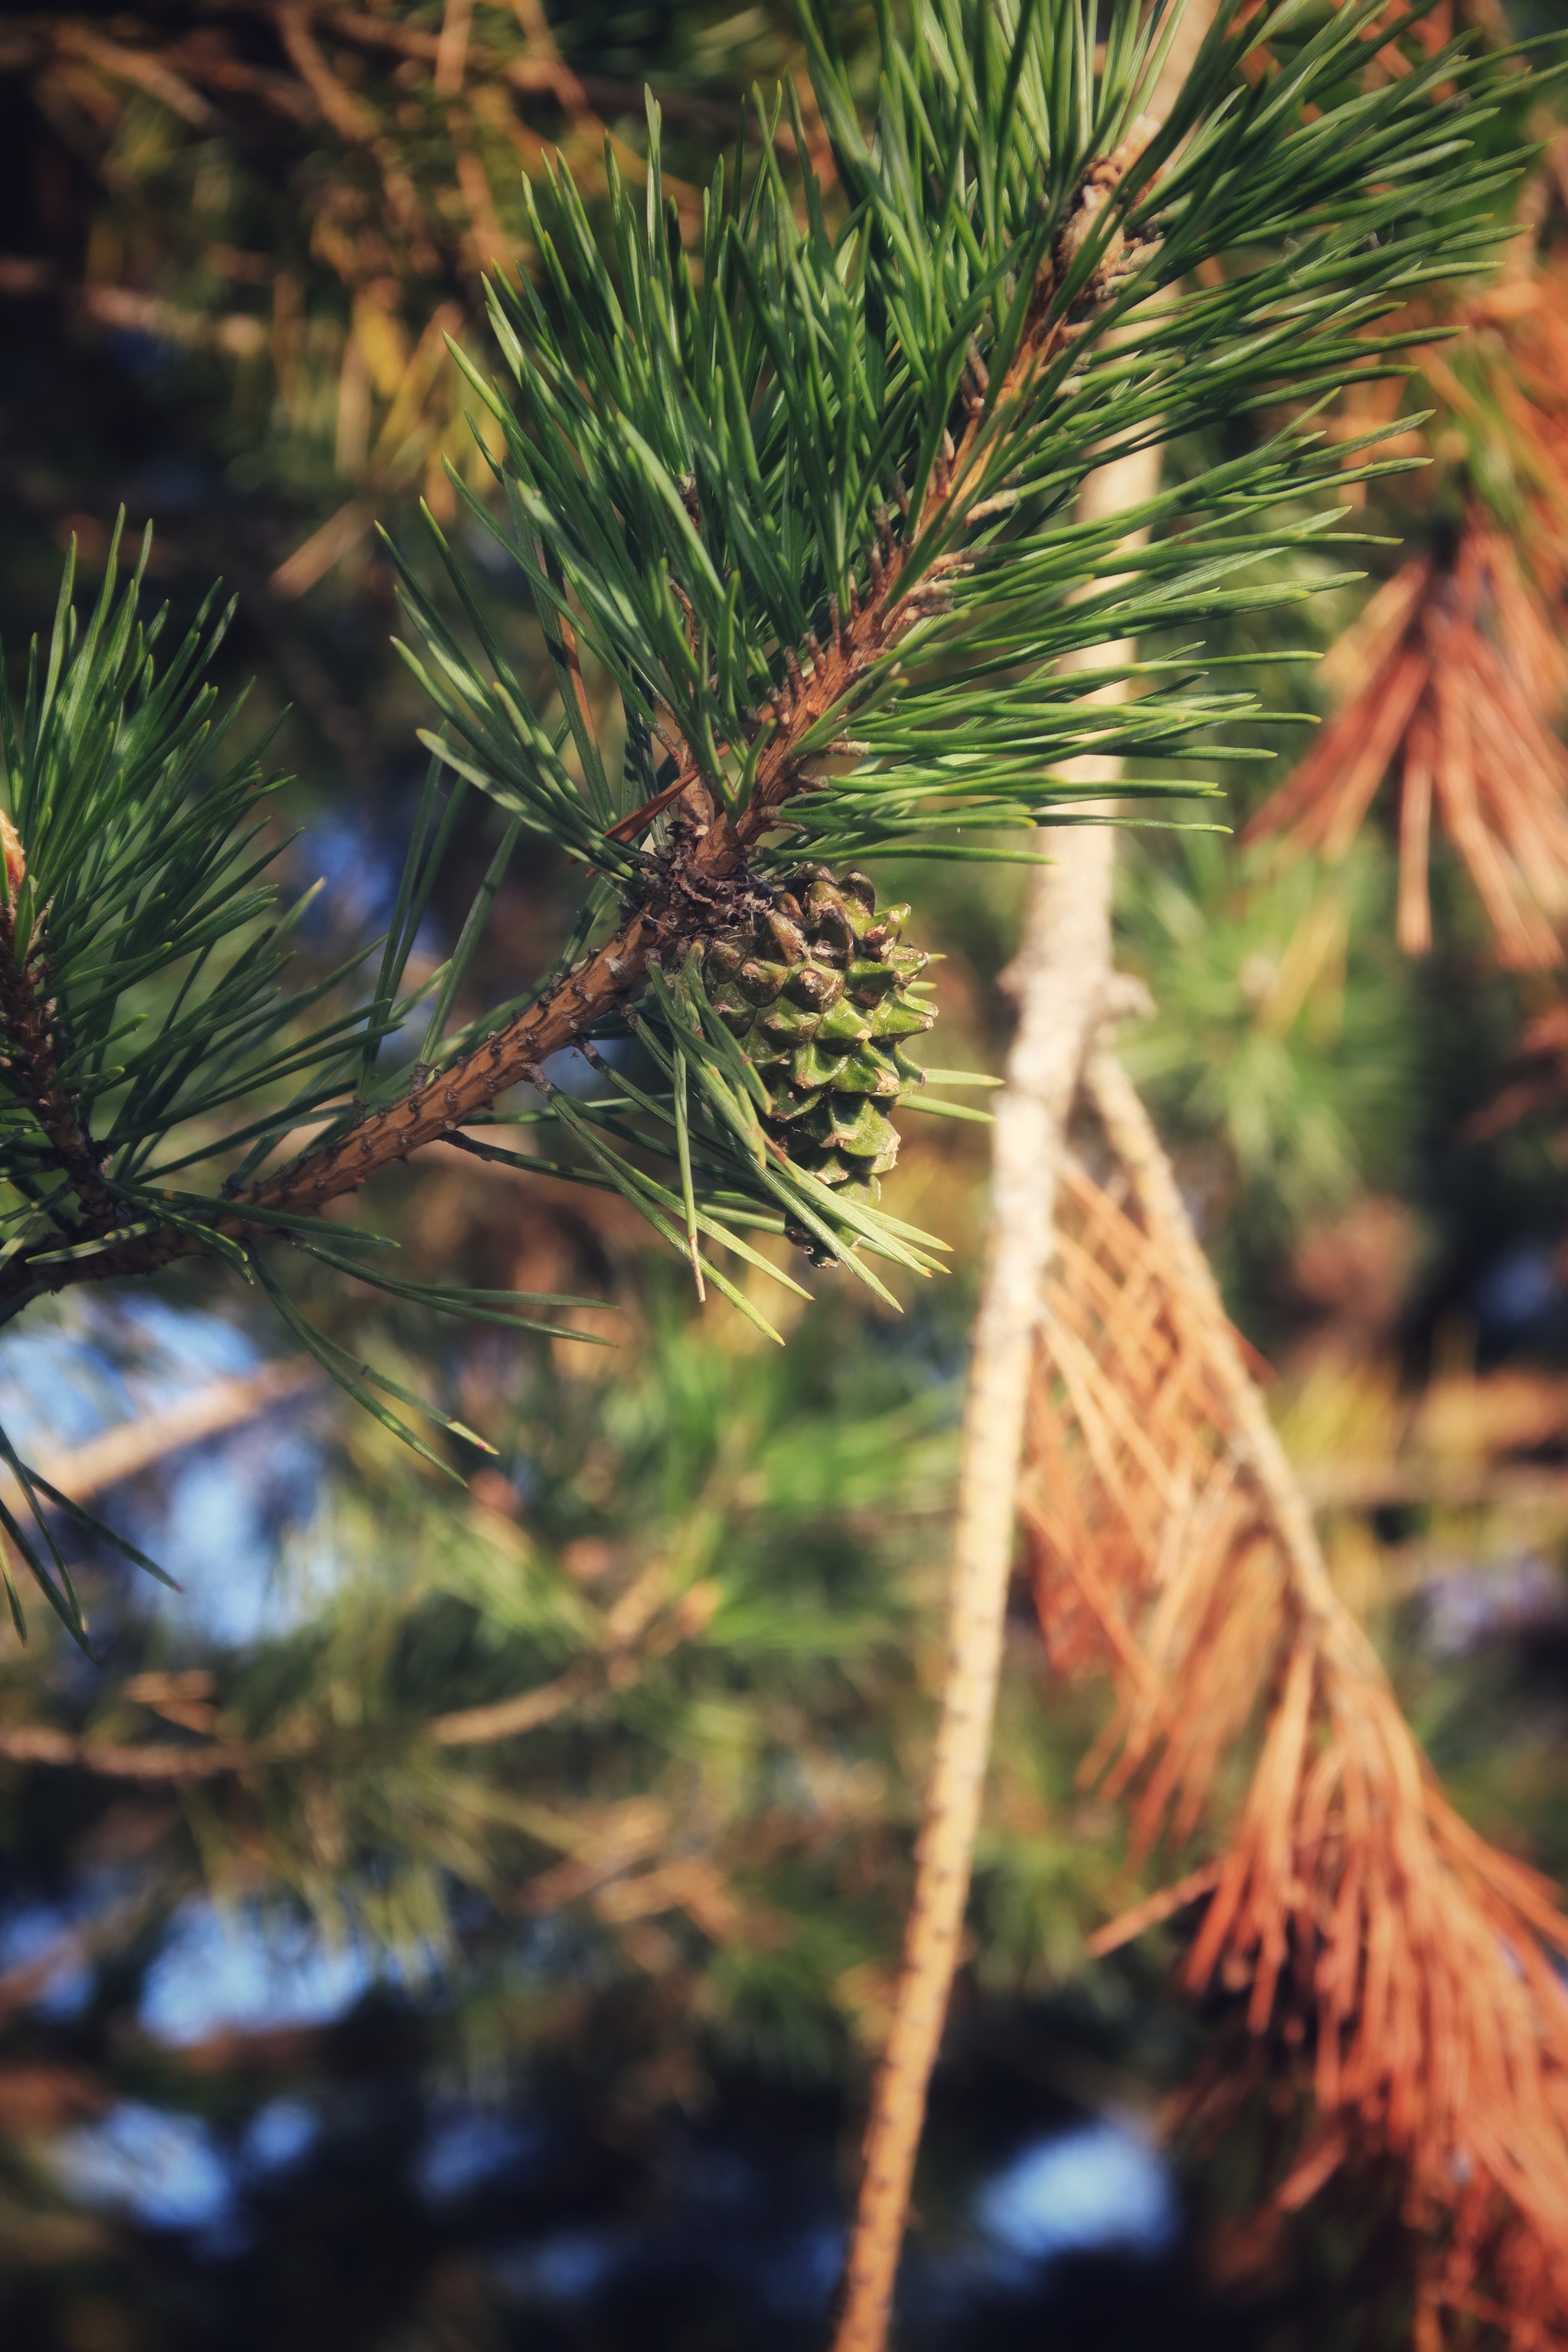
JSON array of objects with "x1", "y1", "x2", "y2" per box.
[{"x1": 0, "y1": 0, "x2": 1518, "y2": 1642}]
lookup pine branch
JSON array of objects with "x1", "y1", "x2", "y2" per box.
[
  {"x1": 0, "y1": 110, "x2": 1191, "y2": 1302},
  {"x1": 2, "y1": 0, "x2": 1497, "y2": 1302},
  {"x1": 0, "y1": 1530, "x2": 711, "y2": 1780},
  {"x1": 0, "y1": 0, "x2": 1526, "y2": 1625},
  {"x1": 1024, "y1": 1063, "x2": 1568, "y2": 2346},
  {"x1": 233, "y1": 159, "x2": 1143, "y2": 1215},
  {"x1": 0, "y1": 1358, "x2": 317, "y2": 1511},
  {"x1": 0, "y1": 880, "x2": 116, "y2": 1230}
]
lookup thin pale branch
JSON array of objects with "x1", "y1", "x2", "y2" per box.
[
  {"x1": 0, "y1": 1550, "x2": 696, "y2": 1780},
  {"x1": 1084, "y1": 1048, "x2": 1342, "y2": 1635},
  {"x1": 831, "y1": 15, "x2": 1220, "y2": 2336},
  {"x1": 2, "y1": 1358, "x2": 317, "y2": 1511},
  {"x1": 828, "y1": 467, "x2": 1160, "y2": 2352}
]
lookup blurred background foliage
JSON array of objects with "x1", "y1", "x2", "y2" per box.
[{"x1": 1, "y1": 3, "x2": 1567, "y2": 2348}]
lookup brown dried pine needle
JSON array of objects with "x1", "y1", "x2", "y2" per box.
[
  {"x1": 1245, "y1": 519, "x2": 1568, "y2": 969},
  {"x1": 1021, "y1": 1113, "x2": 1568, "y2": 2347}
]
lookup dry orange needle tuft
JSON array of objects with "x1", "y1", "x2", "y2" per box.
[{"x1": 1022, "y1": 1056, "x2": 1568, "y2": 2348}]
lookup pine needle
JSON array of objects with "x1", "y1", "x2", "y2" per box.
[
  {"x1": 1246, "y1": 521, "x2": 1568, "y2": 970},
  {"x1": 1021, "y1": 1059, "x2": 1568, "y2": 2345}
]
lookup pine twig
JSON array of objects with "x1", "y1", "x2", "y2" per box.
[
  {"x1": 1084, "y1": 1047, "x2": 1344, "y2": 1637},
  {"x1": 0, "y1": 129, "x2": 1145, "y2": 1315},
  {"x1": 238, "y1": 103, "x2": 1159, "y2": 1233},
  {"x1": 0, "y1": 877, "x2": 116, "y2": 1229},
  {"x1": 0, "y1": 1658, "x2": 595, "y2": 1781},
  {"x1": 1024, "y1": 1078, "x2": 1568, "y2": 2343},
  {"x1": 0, "y1": 1358, "x2": 317, "y2": 1512},
  {"x1": 0, "y1": 1534, "x2": 702, "y2": 1780}
]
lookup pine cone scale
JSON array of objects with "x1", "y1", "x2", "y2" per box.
[{"x1": 699, "y1": 865, "x2": 936, "y2": 1225}]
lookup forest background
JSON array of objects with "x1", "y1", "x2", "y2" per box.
[{"x1": 2, "y1": 3, "x2": 1567, "y2": 2349}]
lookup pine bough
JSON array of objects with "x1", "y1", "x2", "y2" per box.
[{"x1": 0, "y1": 0, "x2": 1514, "y2": 1641}]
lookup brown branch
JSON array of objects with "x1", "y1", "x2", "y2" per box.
[
  {"x1": 433, "y1": 0, "x2": 472, "y2": 99},
  {"x1": 2, "y1": 1357, "x2": 318, "y2": 1508},
  {"x1": 502, "y1": 0, "x2": 590, "y2": 125},
  {"x1": 1084, "y1": 1860, "x2": 1223, "y2": 1958},
  {"x1": 11, "y1": 2, "x2": 733, "y2": 151},
  {"x1": 320, "y1": 5, "x2": 738, "y2": 133},
  {"x1": 0, "y1": 1674, "x2": 585, "y2": 1782},
  {"x1": 0, "y1": 890, "x2": 116, "y2": 1227},
  {"x1": 268, "y1": 496, "x2": 374, "y2": 598},
  {"x1": 270, "y1": 4, "x2": 435, "y2": 263},
  {"x1": 51, "y1": 24, "x2": 217, "y2": 129},
  {"x1": 0, "y1": 1558, "x2": 689, "y2": 1780},
  {"x1": 273, "y1": 2, "x2": 377, "y2": 143},
  {"x1": 0, "y1": 1656, "x2": 592, "y2": 1781},
  {"x1": 0, "y1": 1721, "x2": 263, "y2": 1780},
  {"x1": 255, "y1": 903, "x2": 663, "y2": 1214},
  {"x1": 168, "y1": 41, "x2": 315, "y2": 124},
  {"x1": 426, "y1": 1661, "x2": 593, "y2": 1747}
]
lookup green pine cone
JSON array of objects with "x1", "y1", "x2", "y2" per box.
[{"x1": 703, "y1": 866, "x2": 936, "y2": 1219}]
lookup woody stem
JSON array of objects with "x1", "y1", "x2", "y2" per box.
[{"x1": 0, "y1": 910, "x2": 115, "y2": 1227}]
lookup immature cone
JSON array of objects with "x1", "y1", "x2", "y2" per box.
[{"x1": 702, "y1": 866, "x2": 935, "y2": 1239}]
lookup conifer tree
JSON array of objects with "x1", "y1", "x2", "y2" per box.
[
  {"x1": 0, "y1": 0, "x2": 1505, "y2": 1620},
  {"x1": 0, "y1": 4, "x2": 1557, "y2": 2348}
]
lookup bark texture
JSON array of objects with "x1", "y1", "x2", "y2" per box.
[
  {"x1": 828, "y1": 454, "x2": 1155, "y2": 2352},
  {"x1": 829, "y1": 21, "x2": 1219, "y2": 2340}
]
